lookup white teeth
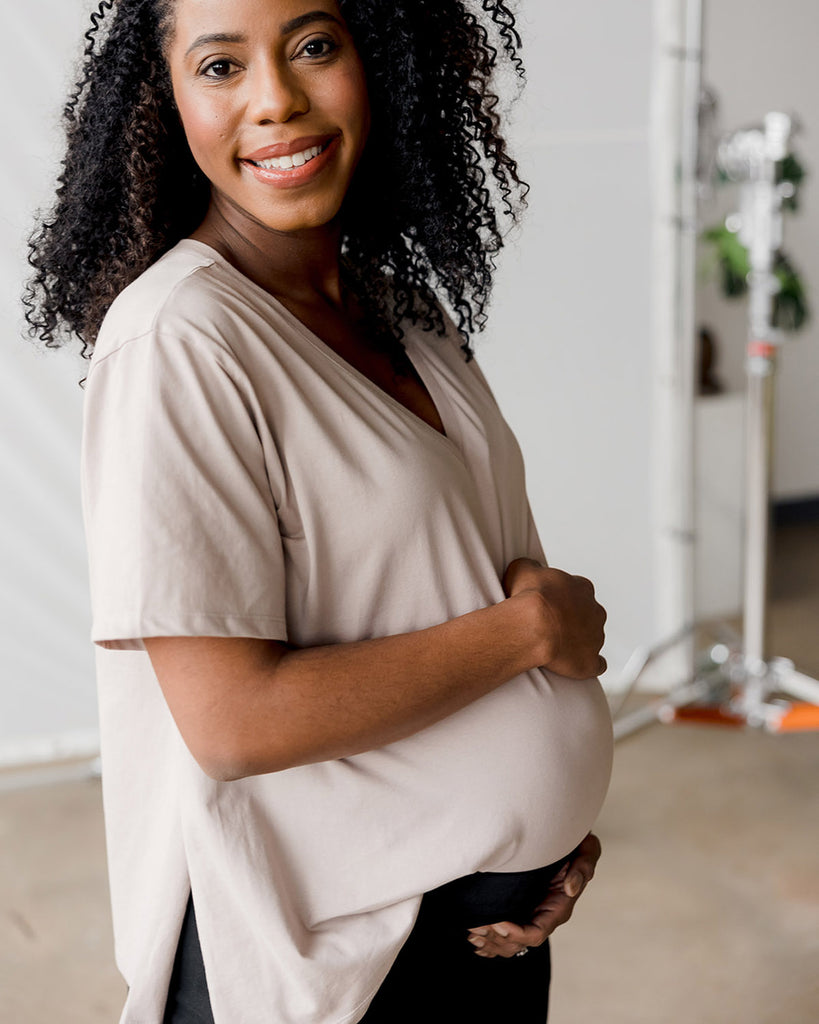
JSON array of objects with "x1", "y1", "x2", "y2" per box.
[{"x1": 253, "y1": 144, "x2": 324, "y2": 171}]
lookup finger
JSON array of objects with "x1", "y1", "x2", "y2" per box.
[
  {"x1": 472, "y1": 939, "x2": 532, "y2": 960},
  {"x1": 468, "y1": 921, "x2": 544, "y2": 959},
  {"x1": 467, "y1": 932, "x2": 521, "y2": 958},
  {"x1": 467, "y1": 933, "x2": 496, "y2": 957},
  {"x1": 493, "y1": 946, "x2": 528, "y2": 959},
  {"x1": 484, "y1": 922, "x2": 530, "y2": 945},
  {"x1": 575, "y1": 831, "x2": 602, "y2": 864},
  {"x1": 562, "y1": 833, "x2": 601, "y2": 896},
  {"x1": 501, "y1": 557, "x2": 542, "y2": 596},
  {"x1": 483, "y1": 921, "x2": 549, "y2": 949},
  {"x1": 565, "y1": 868, "x2": 589, "y2": 901},
  {"x1": 529, "y1": 896, "x2": 575, "y2": 936}
]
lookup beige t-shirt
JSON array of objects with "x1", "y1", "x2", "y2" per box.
[{"x1": 82, "y1": 240, "x2": 613, "y2": 1024}]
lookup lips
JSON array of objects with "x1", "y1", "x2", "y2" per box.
[
  {"x1": 243, "y1": 134, "x2": 337, "y2": 161},
  {"x1": 239, "y1": 134, "x2": 340, "y2": 187},
  {"x1": 250, "y1": 141, "x2": 329, "y2": 171}
]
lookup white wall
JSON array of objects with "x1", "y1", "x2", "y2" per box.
[
  {"x1": 1, "y1": 2, "x2": 98, "y2": 766},
  {"x1": 480, "y1": 1, "x2": 661, "y2": 676},
  {"x1": 696, "y1": 0, "x2": 819, "y2": 499}
]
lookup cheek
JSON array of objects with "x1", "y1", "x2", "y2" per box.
[
  {"x1": 331, "y1": 65, "x2": 371, "y2": 146},
  {"x1": 174, "y1": 92, "x2": 233, "y2": 167}
]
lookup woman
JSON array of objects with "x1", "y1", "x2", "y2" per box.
[{"x1": 25, "y1": 0, "x2": 613, "y2": 1021}]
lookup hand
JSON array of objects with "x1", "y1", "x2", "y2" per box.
[
  {"x1": 466, "y1": 833, "x2": 602, "y2": 958},
  {"x1": 503, "y1": 558, "x2": 607, "y2": 678}
]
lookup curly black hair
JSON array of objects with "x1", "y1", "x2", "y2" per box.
[{"x1": 24, "y1": 0, "x2": 527, "y2": 358}]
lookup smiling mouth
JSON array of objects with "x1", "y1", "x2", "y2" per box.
[{"x1": 248, "y1": 141, "x2": 332, "y2": 171}]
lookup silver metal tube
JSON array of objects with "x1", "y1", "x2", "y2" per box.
[
  {"x1": 738, "y1": 116, "x2": 789, "y2": 667},
  {"x1": 612, "y1": 678, "x2": 711, "y2": 741},
  {"x1": 743, "y1": 359, "x2": 775, "y2": 665}
]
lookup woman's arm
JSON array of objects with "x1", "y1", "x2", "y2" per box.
[{"x1": 144, "y1": 559, "x2": 606, "y2": 781}]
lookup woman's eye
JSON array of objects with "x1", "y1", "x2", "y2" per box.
[
  {"x1": 202, "y1": 60, "x2": 236, "y2": 79},
  {"x1": 298, "y1": 37, "x2": 338, "y2": 59}
]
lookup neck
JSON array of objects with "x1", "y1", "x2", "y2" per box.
[{"x1": 191, "y1": 193, "x2": 346, "y2": 310}]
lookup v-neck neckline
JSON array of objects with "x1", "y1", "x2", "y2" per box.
[{"x1": 180, "y1": 239, "x2": 463, "y2": 459}]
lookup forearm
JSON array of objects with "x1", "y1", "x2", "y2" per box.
[{"x1": 146, "y1": 591, "x2": 549, "y2": 780}]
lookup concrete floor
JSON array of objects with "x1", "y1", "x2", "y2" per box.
[{"x1": 2, "y1": 522, "x2": 818, "y2": 1023}]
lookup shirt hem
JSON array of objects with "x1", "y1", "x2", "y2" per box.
[{"x1": 92, "y1": 614, "x2": 289, "y2": 651}]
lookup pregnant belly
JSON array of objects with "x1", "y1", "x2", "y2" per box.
[
  {"x1": 394, "y1": 668, "x2": 615, "y2": 874},
  {"x1": 235, "y1": 669, "x2": 613, "y2": 925}
]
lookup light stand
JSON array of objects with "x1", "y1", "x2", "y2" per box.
[{"x1": 614, "y1": 112, "x2": 819, "y2": 739}]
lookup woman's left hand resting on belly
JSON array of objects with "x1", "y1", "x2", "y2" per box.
[{"x1": 467, "y1": 833, "x2": 602, "y2": 958}]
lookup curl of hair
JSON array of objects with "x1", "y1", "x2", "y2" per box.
[{"x1": 24, "y1": 0, "x2": 527, "y2": 358}]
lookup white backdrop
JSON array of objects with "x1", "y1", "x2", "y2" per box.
[
  {"x1": 481, "y1": 0, "x2": 663, "y2": 672},
  {"x1": 2, "y1": 0, "x2": 682, "y2": 767},
  {"x1": 2, "y1": 2, "x2": 98, "y2": 765}
]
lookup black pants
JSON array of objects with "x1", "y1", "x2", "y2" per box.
[{"x1": 163, "y1": 859, "x2": 565, "y2": 1024}]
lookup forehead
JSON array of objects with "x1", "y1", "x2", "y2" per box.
[{"x1": 167, "y1": 0, "x2": 345, "y2": 39}]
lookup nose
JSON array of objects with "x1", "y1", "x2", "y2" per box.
[{"x1": 247, "y1": 60, "x2": 309, "y2": 124}]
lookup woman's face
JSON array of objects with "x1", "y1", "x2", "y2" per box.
[{"x1": 166, "y1": 0, "x2": 370, "y2": 237}]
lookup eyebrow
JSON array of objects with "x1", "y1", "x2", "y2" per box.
[
  {"x1": 186, "y1": 32, "x2": 245, "y2": 57},
  {"x1": 185, "y1": 13, "x2": 342, "y2": 57},
  {"x1": 281, "y1": 11, "x2": 342, "y2": 35}
]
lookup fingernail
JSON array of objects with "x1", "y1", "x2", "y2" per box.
[
  {"x1": 565, "y1": 871, "x2": 584, "y2": 897},
  {"x1": 468, "y1": 936, "x2": 485, "y2": 948},
  {"x1": 469, "y1": 928, "x2": 489, "y2": 937},
  {"x1": 492, "y1": 926, "x2": 510, "y2": 938}
]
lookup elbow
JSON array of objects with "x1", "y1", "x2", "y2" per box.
[
  {"x1": 199, "y1": 758, "x2": 249, "y2": 783},
  {"x1": 186, "y1": 744, "x2": 246, "y2": 783},
  {"x1": 180, "y1": 729, "x2": 261, "y2": 782},
  {"x1": 188, "y1": 733, "x2": 301, "y2": 782},
  {"x1": 190, "y1": 739, "x2": 266, "y2": 782}
]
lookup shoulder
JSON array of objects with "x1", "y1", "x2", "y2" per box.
[
  {"x1": 92, "y1": 241, "x2": 214, "y2": 360},
  {"x1": 82, "y1": 246, "x2": 275, "y2": 472},
  {"x1": 90, "y1": 240, "x2": 271, "y2": 377},
  {"x1": 84, "y1": 242, "x2": 270, "y2": 420}
]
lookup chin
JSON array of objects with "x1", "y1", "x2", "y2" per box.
[{"x1": 250, "y1": 198, "x2": 345, "y2": 236}]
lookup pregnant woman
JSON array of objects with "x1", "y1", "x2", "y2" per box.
[{"x1": 25, "y1": 0, "x2": 614, "y2": 1021}]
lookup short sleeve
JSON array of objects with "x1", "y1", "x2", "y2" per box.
[{"x1": 82, "y1": 330, "x2": 288, "y2": 651}]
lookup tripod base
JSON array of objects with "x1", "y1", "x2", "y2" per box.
[
  {"x1": 613, "y1": 647, "x2": 819, "y2": 741},
  {"x1": 668, "y1": 698, "x2": 819, "y2": 733}
]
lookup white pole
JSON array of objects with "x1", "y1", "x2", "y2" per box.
[
  {"x1": 735, "y1": 114, "x2": 791, "y2": 678},
  {"x1": 645, "y1": 0, "x2": 703, "y2": 691},
  {"x1": 675, "y1": 0, "x2": 705, "y2": 671}
]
